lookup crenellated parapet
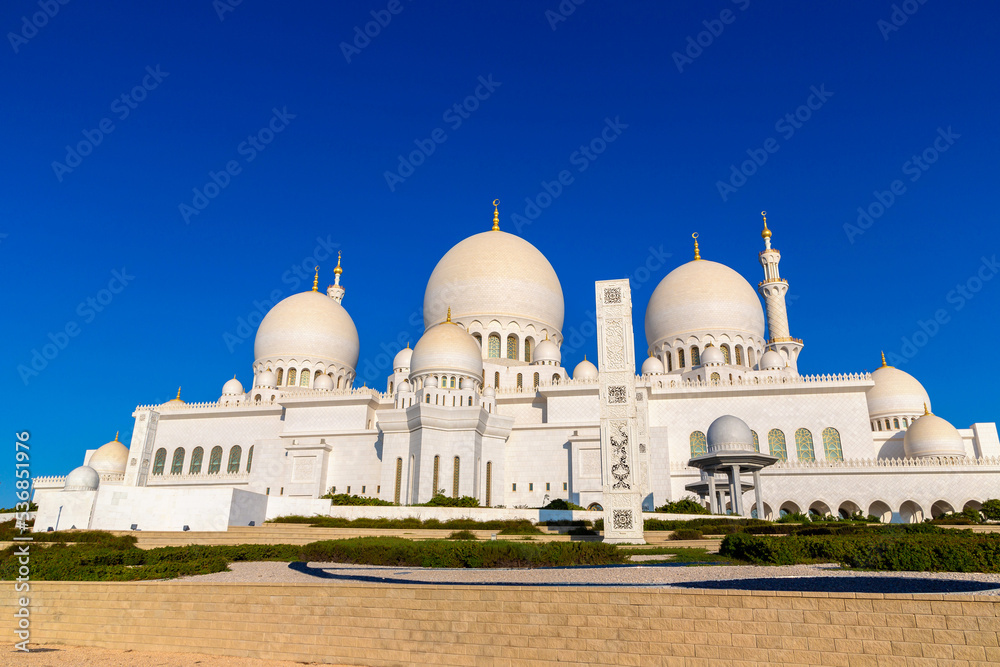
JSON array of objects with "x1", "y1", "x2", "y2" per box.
[
  {"x1": 135, "y1": 385, "x2": 386, "y2": 412},
  {"x1": 670, "y1": 455, "x2": 1000, "y2": 472}
]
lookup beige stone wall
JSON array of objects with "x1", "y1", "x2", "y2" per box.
[{"x1": 4, "y1": 581, "x2": 999, "y2": 665}]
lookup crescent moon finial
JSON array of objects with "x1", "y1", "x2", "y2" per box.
[{"x1": 491, "y1": 199, "x2": 500, "y2": 231}]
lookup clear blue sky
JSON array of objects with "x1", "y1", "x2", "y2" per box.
[{"x1": 3, "y1": 1, "x2": 998, "y2": 505}]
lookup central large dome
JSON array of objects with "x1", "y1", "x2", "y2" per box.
[
  {"x1": 254, "y1": 291, "x2": 360, "y2": 373},
  {"x1": 645, "y1": 260, "x2": 765, "y2": 350},
  {"x1": 423, "y1": 230, "x2": 564, "y2": 336}
]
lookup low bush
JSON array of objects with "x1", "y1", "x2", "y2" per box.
[
  {"x1": 540, "y1": 498, "x2": 587, "y2": 511},
  {"x1": 775, "y1": 512, "x2": 811, "y2": 524},
  {"x1": 0, "y1": 521, "x2": 136, "y2": 547},
  {"x1": 417, "y1": 494, "x2": 480, "y2": 508},
  {"x1": 655, "y1": 498, "x2": 710, "y2": 515},
  {"x1": 298, "y1": 537, "x2": 627, "y2": 568},
  {"x1": 447, "y1": 530, "x2": 477, "y2": 540},
  {"x1": 670, "y1": 528, "x2": 703, "y2": 541},
  {"x1": 982, "y1": 499, "x2": 1000, "y2": 521},
  {"x1": 269, "y1": 515, "x2": 540, "y2": 532},
  {"x1": 0, "y1": 503, "x2": 37, "y2": 513},
  {"x1": 322, "y1": 493, "x2": 395, "y2": 506}
]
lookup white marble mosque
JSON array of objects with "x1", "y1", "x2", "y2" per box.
[{"x1": 32, "y1": 206, "x2": 1000, "y2": 531}]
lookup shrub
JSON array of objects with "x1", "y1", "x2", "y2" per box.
[
  {"x1": 418, "y1": 494, "x2": 480, "y2": 508},
  {"x1": 670, "y1": 528, "x2": 703, "y2": 541},
  {"x1": 655, "y1": 498, "x2": 709, "y2": 515},
  {"x1": 980, "y1": 499, "x2": 1000, "y2": 521},
  {"x1": 540, "y1": 498, "x2": 587, "y2": 511},
  {"x1": 447, "y1": 530, "x2": 478, "y2": 540},
  {"x1": 776, "y1": 512, "x2": 811, "y2": 524},
  {"x1": 0, "y1": 503, "x2": 37, "y2": 513},
  {"x1": 322, "y1": 493, "x2": 395, "y2": 506}
]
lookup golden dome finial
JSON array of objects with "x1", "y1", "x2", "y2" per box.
[
  {"x1": 446, "y1": 307, "x2": 452, "y2": 323},
  {"x1": 333, "y1": 251, "x2": 343, "y2": 276},
  {"x1": 761, "y1": 211, "x2": 771, "y2": 240},
  {"x1": 880, "y1": 351, "x2": 889, "y2": 368},
  {"x1": 491, "y1": 199, "x2": 500, "y2": 231},
  {"x1": 114, "y1": 431, "x2": 119, "y2": 442},
  {"x1": 176, "y1": 387, "x2": 182, "y2": 400},
  {"x1": 311, "y1": 266, "x2": 320, "y2": 292},
  {"x1": 924, "y1": 402, "x2": 931, "y2": 415},
  {"x1": 692, "y1": 232, "x2": 701, "y2": 261}
]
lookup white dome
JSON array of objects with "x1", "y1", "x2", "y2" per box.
[
  {"x1": 903, "y1": 412, "x2": 966, "y2": 458},
  {"x1": 645, "y1": 260, "x2": 765, "y2": 349},
  {"x1": 706, "y1": 415, "x2": 754, "y2": 454},
  {"x1": 87, "y1": 437, "x2": 128, "y2": 475},
  {"x1": 460, "y1": 377, "x2": 475, "y2": 390},
  {"x1": 533, "y1": 339, "x2": 561, "y2": 364},
  {"x1": 256, "y1": 370, "x2": 277, "y2": 388},
  {"x1": 701, "y1": 346, "x2": 725, "y2": 366},
  {"x1": 640, "y1": 356, "x2": 664, "y2": 375},
  {"x1": 397, "y1": 379, "x2": 412, "y2": 393},
  {"x1": 221, "y1": 377, "x2": 244, "y2": 396},
  {"x1": 573, "y1": 358, "x2": 599, "y2": 381},
  {"x1": 393, "y1": 345, "x2": 413, "y2": 370},
  {"x1": 313, "y1": 373, "x2": 334, "y2": 390},
  {"x1": 411, "y1": 320, "x2": 484, "y2": 379},
  {"x1": 867, "y1": 365, "x2": 931, "y2": 418},
  {"x1": 64, "y1": 465, "x2": 100, "y2": 491},
  {"x1": 423, "y1": 230, "x2": 564, "y2": 335},
  {"x1": 483, "y1": 385, "x2": 496, "y2": 398},
  {"x1": 424, "y1": 376, "x2": 439, "y2": 388},
  {"x1": 254, "y1": 291, "x2": 360, "y2": 372},
  {"x1": 759, "y1": 350, "x2": 784, "y2": 370}
]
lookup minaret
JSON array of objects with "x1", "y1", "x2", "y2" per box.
[
  {"x1": 327, "y1": 252, "x2": 345, "y2": 304},
  {"x1": 757, "y1": 211, "x2": 803, "y2": 372}
]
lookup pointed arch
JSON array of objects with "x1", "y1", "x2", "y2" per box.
[
  {"x1": 208, "y1": 446, "x2": 223, "y2": 474},
  {"x1": 822, "y1": 427, "x2": 844, "y2": 461},
  {"x1": 152, "y1": 448, "x2": 166, "y2": 476},
  {"x1": 227, "y1": 446, "x2": 242, "y2": 473},
  {"x1": 751, "y1": 430, "x2": 760, "y2": 453},
  {"x1": 795, "y1": 428, "x2": 815, "y2": 462},
  {"x1": 690, "y1": 431, "x2": 708, "y2": 457},
  {"x1": 287, "y1": 368, "x2": 297, "y2": 386},
  {"x1": 677, "y1": 348, "x2": 685, "y2": 368},
  {"x1": 189, "y1": 447, "x2": 204, "y2": 474},
  {"x1": 487, "y1": 333, "x2": 501, "y2": 358},
  {"x1": 246, "y1": 445, "x2": 254, "y2": 473},
  {"x1": 690, "y1": 346, "x2": 700, "y2": 366},
  {"x1": 768, "y1": 429, "x2": 787, "y2": 461},
  {"x1": 720, "y1": 344, "x2": 731, "y2": 364},
  {"x1": 170, "y1": 448, "x2": 185, "y2": 475}
]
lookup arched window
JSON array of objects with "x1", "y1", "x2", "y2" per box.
[
  {"x1": 885, "y1": 419, "x2": 891, "y2": 431},
  {"x1": 299, "y1": 369, "x2": 309, "y2": 387},
  {"x1": 748, "y1": 348, "x2": 756, "y2": 368},
  {"x1": 276, "y1": 368, "x2": 283, "y2": 385},
  {"x1": 690, "y1": 346, "x2": 700, "y2": 366},
  {"x1": 152, "y1": 448, "x2": 166, "y2": 475},
  {"x1": 710, "y1": 372, "x2": 720, "y2": 384},
  {"x1": 494, "y1": 371, "x2": 500, "y2": 389},
  {"x1": 394, "y1": 457, "x2": 402, "y2": 504},
  {"x1": 246, "y1": 445, "x2": 254, "y2": 473},
  {"x1": 735, "y1": 346, "x2": 743, "y2": 366},
  {"x1": 666, "y1": 354, "x2": 673, "y2": 372},
  {"x1": 893, "y1": 418, "x2": 900, "y2": 429},
  {"x1": 227, "y1": 446, "x2": 242, "y2": 473},
  {"x1": 452, "y1": 456, "x2": 460, "y2": 498},
  {"x1": 516, "y1": 373, "x2": 523, "y2": 390},
  {"x1": 488, "y1": 334, "x2": 501, "y2": 358},
  {"x1": 208, "y1": 446, "x2": 223, "y2": 474},
  {"x1": 822, "y1": 427, "x2": 843, "y2": 461},
  {"x1": 751, "y1": 431, "x2": 760, "y2": 453},
  {"x1": 690, "y1": 431, "x2": 708, "y2": 457},
  {"x1": 877, "y1": 421, "x2": 883, "y2": 431},
  {"x1": 506, "y1": 335, "x2": 518, "y2": 360},
  {"x1": 721, "y1": 344, "x2": 731, "y2": 364},
  {"x1": 902, "y1": 417, "x2": 908, "y2": 427},
  {"x1": 552, "y1": 373, "x2": 560, "y2": 384},
  {"x1": 432, "y1": 455, "x2": 440, "y2": 495},
  {"x1": 170, "y1": 448, "x2": 185, "y2": 475},
  {"x1": 533, "y1": 372, "x2": 539, "y2": 389},
  {"x1": 485, "y1": 461, "x2": 493, "y2": 507},
  {"x1": 287, "y1": 368, "x2": 297, "y2": 386},
  {"x1": 677, "y1": 348, "x2": 685, "y2": 368},
  {"x1": 768, "y1": 429, "x2": 787, "y2": 461},
  {"x1": 795, "y1": 428, "x2": 815, "y2": 462},
  {"x1": 472, "y1": 332, "x2": 482, "y2": 347},
  {"x1": 524, "y1": 339, "x2": 533, "y2": 363},
  {"x1": 186, "y1": 448, "x2": 203, "y2": 476},
  {"x1": 389, "y1": 381, "x2": 394, "y2": 394},
  {"x1": 451, "y1": 376, "x2": 457, "y2": 388},
  {"x1": 425, "y1": 394, "x2": 430, "y2": 403}
]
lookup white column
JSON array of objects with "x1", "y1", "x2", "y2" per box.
[
  {"x1": 707, "y1": 475, "x2": 717, "y2": 514},
  {"x1": 753, "y1": 469, "x2": 763, "y2": 519}
]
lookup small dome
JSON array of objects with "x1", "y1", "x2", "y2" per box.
[
  {"x1": 759, "y1": 350, "x2": 784, "y2": 370},
  {"x1": 64, "y1": 465, "x2": 100, "y2": 491},
  {"x1": 256, "y1": 370, "x2": 277, "y2": 388},
  {"x1": 533, "y1": 339, "x2": 561, "y2": 364},
  {"x1": 411, "y1": 318, "x2": 484, "y2": 380},
  {"x1": 160, "y1": 388, "x2": 186, "y2": 409},
  {"x1": 903, "y1": 411, "x2": 966, "y2": 458},
  {"x1": 460, "y1": 377, "x2": 475, "y2": 390},
  {"x1": 706, "y1": 415, "x2": 754, "y2": 453},
  {"x1": 641, "y1": 356, "x2": 664, "y2": 375},
  {"x1": 867, "y1": 364, "x2": 931, "y2": 419},
  {"x1": 254, "y1": 290, "x2": 360, "y2": 373},
  {"x1": 313, "y1": 373, "x2": 334, "y2": 390},
  {"x1": 701, "y1": 346, "x2": 725, "y2": 366},
  {"x1": 87, "y1": 436, "x2": 128, "y2": 475},
  {"x1": 573, "y1": 358, "x2": 599, "y2": 381},
  {"x1": 424, "y1": 376, "x2": 439, "y2": 388},
  {"x1": 483, "y1": 385, "x2": 496, "y2": 398},
  {"x1": 397, "y1": 379, "x2": 412, "y2": 393},
  {"x1": 221, "y1": 377, "x2": 244, "y2": 396},
  {"x1": 393, "y1": 345, "x2": 413, "y2": 370}
]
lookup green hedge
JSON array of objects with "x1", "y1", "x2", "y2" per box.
[
  {"x1": 322, "y1": 493, "x2": 395, "y2": 506},
  {"x1": 540, "y1": 498, "x2": 588, "y2": 511},
  {"x1": 269, "y1": 515, "x2": 541, "y2": 532},
  {"x1": 298, "y1": 537, "x2": 626, "y2": 568},
  {"x1": 417, "y1": 494, "x2": 480, "y2": 508},
  {"x1": 655, "y1": 498, "x2": 710, "y2": 515}
]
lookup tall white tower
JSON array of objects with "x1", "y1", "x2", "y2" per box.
[{"x1": 757, "y1": 212, "x2": 803, "y2": 373}]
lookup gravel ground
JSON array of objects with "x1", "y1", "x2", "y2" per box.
[
  {"x1": 5, "y1": 644, "x2": 348, "y2": 666},
  {"x1": 180, "y1": 560, "x2": 1000, "y2": 594}
]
